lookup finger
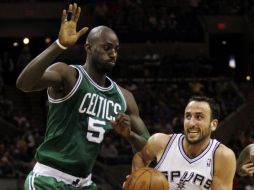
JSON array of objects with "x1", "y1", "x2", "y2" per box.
[
  {"x1": 65, "y1": 4, "x2": 73, "y2": 21},
  {"x1": 247, "y1": 167, "x2": 254, "y2": 172},
  {"x1": 77, "y1": 27, "x2": 89, "y2": 39},
  {"x1": 68, "y1": 4, "x2": 73, "y2": 12},
  {"x1": 115, "y1": 113, "x2": 126, "y2": 122},
  {"x1": 61, "y1": 9, "x2": 67, "y2": 23},
  {"x1": 245, "y1": 163, "x2": 254, "y2": 168},
  {"x1": 117, "y1": 116, "x2": 130, "y2": 126},
  {"x1": 72, "y1": 3, "x2": 77, "y2": 20},
  {"x1": 74, "y1": 7, "x2": 81, "y2": 23}
]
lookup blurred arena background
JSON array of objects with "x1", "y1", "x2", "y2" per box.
[{"x1": 0, "y1": 0, "x2": 253, "y2": 189}]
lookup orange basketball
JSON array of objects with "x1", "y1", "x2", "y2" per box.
[{"x1": 124, "y1": 167, "x2": 169, "y2": 190}]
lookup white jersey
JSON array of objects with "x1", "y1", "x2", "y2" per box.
[{"x1": 155, "y1": 134, "x2": 220, "y2": 190}]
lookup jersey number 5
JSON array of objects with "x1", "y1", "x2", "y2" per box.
[{"x1": 87, "y1": 117, "x2": 106, "y2": 143}]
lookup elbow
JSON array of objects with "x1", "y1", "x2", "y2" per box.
[
  {"x1": 16, "y1": 78, "x2": 25, "y2": 91},
  {"x1": 16, "y1": 77, "x2": 32, "y2": 92}
]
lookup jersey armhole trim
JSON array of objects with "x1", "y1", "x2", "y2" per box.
[
  {"x1": 114, "y1": 83, "x2": 127, "y2": 112},
  {"x1": 211, "y1": 141, "x2": 221, "y2": 177},
  {"x1": 155, "y1": 134, "x2": 177, "y2": 169},
  {"x1": 47, "y1": 65, "x2": 82, "y2": 103}
]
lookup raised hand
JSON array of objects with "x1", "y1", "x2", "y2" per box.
[
  {"x1": 58, "y1": 3, "x2": 88, "y2": 47},
  {"x1": 110, "y1": 113, "x2": 131, "y2": 138}
]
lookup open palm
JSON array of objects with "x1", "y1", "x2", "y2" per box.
[{"x1": 58, "y1": 3, "x2": 88, "y2": 47}]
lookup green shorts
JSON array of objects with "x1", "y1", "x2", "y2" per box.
[{"x1": 24, "y1": 171, "x2": 97, "y2": 190}]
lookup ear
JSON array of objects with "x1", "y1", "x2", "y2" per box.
[
  {"x1": 210, "y1": 119, "x2": 218, "y2": 132},
  {"x1": 85, "y1": 43, "x2": 91, "y2": 53}
]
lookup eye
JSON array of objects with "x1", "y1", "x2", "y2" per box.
[
  {"x1": 196, "y1": 115, "x2": 204, "y2": 120},
  {"x1": 185, "y1": 114, "x2": 191, "y2": 120},
  {"x1": 103, "y1": 45, "x2": 110, "y2": 51}
]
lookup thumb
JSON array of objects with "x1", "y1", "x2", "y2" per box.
[{"x1": 77, "y1": 27, "x2": 89, "y2": 39}]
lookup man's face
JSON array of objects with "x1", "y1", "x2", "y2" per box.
[
  {"x1": 184, "y1": 101, "x2": 215, "y2": 145},
  {"x1": 90, "y1": 31, "x2": 119, "y2": 73}
]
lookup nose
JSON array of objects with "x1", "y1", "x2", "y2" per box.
[
  {"x1": 188, "y1": 117, "x2": 197, "y2": 127},
  {"x1": 109, "y1": 49, "x2": 117, "y2": 59}
]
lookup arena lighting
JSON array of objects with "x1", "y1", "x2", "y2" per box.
[
  {"x1": 23, "y1": 37, "x2": 30, "y2": 45},
  {"x1": 13, "y1": 42, "x2": 19, "y2": 47},
  {"x1": 45, "y1": 37, "x2": 51, "y2": 44},
  {"x1": 246, "y1": 75, "x2": 251, "y2": 81},
  {"x1": 228, "y1": 56, "x2": 236, "y2": 69},
  {"x1": 217, "y1": 22, "x2": 226, "y2": 30},
  {"x1": 222, "y1": 40, "x2": 227, "y2": 45}
]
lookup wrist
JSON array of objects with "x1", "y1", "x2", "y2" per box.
[
  {"x1": 56, "y1": 39, "x2": 68, "y2": 50},
  {"x1": 125, "y1": 130, "x2": 134, "y2": 139}
]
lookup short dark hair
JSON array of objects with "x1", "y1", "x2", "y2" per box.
[{"x1": 188, "y1": 96, "x2": 220, "y2": 120}]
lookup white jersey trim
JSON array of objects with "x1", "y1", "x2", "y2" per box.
[
  {"x1": 79, "y1": 65, "x2": 114, "y2": 91},
  {"x1": 47, "y1": 65, "x2": 82, "y2": 103},
  {"x1": 211, "y1": 141, "x2": 220, "y2": 176},
  {"x1": 114, "y1": 83, "x2": 127, "y2": 112},
  {"x1": 179, "y1": 134, "x2": 214, "y2": 164},
  {"x1": 155, "y1": 134, "x2": 177, "y2": 169}
]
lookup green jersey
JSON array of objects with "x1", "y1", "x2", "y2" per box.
[{"x1": 35, "y1": 65, "x2": 126, "y2": 177}]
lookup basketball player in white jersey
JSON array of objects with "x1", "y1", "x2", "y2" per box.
[
  {"x1": 132, "y1": 96, "x2": 236, "y2": 190},
  {"x1": 236, "y1": 143, "x2": 254, "y2": 176}
]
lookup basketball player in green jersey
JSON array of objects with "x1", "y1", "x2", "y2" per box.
[{"x1": 16, "y1": 3, "x2": 149, "y2": 190}]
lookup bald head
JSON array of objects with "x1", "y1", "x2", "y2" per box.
[{"x1": 86, "y1": 26, "x2": 117, "y2": 44}]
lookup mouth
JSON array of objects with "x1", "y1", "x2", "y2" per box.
[
  {"x1": 106, "y1": 61, "x2": 116, "y2": 65},
  {"x1": 188, "y1": 130, "x2": 199, "y2": 134},
  {"x1": 187, "y1": 130, "x2": 200, "y2": 137}
]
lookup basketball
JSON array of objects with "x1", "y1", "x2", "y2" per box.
[{"x1": 124, "y1": 167, "x2": 169, "y2": 190}]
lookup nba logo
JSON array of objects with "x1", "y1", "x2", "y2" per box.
[{"x1": 207, "y1": 159, "x2": 211, "y2": 167}]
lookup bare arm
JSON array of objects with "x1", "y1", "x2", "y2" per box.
[
  {"x1": 112, "y1": 87, "x2": 150, "y2": 152},
  {"x1": 16, "y1": 3, "x2": 88, "y2": 92},
  {"x1": 236, "y1": 144, "x2": 254, "y2": 176},
  {"x1": 212, "y1": 144, "x2": 236, "y2": 190},
  {"x1": 132, "y1": 133, "x2": 169, "y2": 171}
]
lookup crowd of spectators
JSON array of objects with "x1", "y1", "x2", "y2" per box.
[{"x1": 87, "y1": 0, "x2": 204, "y2": 42}]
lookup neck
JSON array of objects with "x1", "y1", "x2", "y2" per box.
[
  {"x1": 183, "y1": 137, "x2": 210, "y2": 158},
  {"x1": 83, "y1": 63, "x2": 107, "y2": 87}
]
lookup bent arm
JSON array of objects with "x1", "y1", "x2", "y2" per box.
[
  {"x1": 16, "y1": 42, "x2": 66, "y2": 92},
  {"x1": 132, "y1": 133, "x2": 166, "y2": 171},
  {"x1": 16, "y1": 3, "x2": 88, "y2": 92},
  {"x1": 212, "y1": 145, "x2": 236, "y2": 190},
  {"x1": 121, "y1": 88, "x2": 150, "y2": 152}
]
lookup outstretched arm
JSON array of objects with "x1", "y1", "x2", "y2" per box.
[
  {"x1": 16, "y1": 3, "x2": 88, "y2": 92},
  {"x1": 111, "y1": 87, "x2": 150, "y2": 152},
  {"x1": 236, "y1": 144, "x2": 254, "y2": 176},
  {"x1": 212, "y1": 144, "x2": 236, "y2": 190}
]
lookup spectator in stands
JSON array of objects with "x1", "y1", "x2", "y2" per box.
[{"x1": 237, "y1": 144, "x2": 254, "y2": 177}]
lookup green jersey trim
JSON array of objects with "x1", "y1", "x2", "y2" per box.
[
  {"x1": 114, "y1": 82, "x2": 127, "y2": 112},
  {"x1": 78, "y1": 65, "x2": 114, "y2": 92},
  {"x1": 47, "y1": 66, "x2": 82, "y2": 103}
]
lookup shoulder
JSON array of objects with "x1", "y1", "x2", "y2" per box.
[
  {"x1": 215, "y1": 144, "x2": 236, "y2": 161},
  {"x1": 116, "y1": 85, "x2": 138, "y2": 113},
  {"x1": 145, "y1": 133, "x2": 173, "y2": 160},
  {"x1": 214, "y1": 144, "x2": 236, "y2": 172},
  {"x1": 147, "y1": 133, "x2": 172, "y2": 151},
  {"x1": 117, "y1": 85, "x2": 134, "y2": 100}
]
